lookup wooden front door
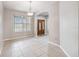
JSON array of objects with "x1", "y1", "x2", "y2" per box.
[{"x1": 37, "y1": 20, "x2": 45, "y2": 36}]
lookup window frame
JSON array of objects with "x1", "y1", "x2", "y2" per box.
[{"x1": 13, "y1": 16, "x2": 32, "y2": 33}]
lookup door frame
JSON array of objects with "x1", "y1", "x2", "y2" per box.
[{"x1": 37, "y1": 19, "x2": 45, "y2": 36}]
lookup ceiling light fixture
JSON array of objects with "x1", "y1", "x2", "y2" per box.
[{"x1": 27, "y1": 1, "x2": 34, "y2": 16}]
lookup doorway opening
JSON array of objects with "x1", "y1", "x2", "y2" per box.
[
  {"x1": 36, "y1": 12, "x2": 49, "y2": 36},
  {"x1": 37, "y1": 20, "x2": 45, "y2": 36}
]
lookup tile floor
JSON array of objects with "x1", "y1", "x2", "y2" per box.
[
  {"x1": 1, "y1": 36, "x2": 48, "y2": 57},
  {"x1": 48, "y1": 44, "x2": 67, "y2": 57},
  {"x1": 0, "y1": 36, "x2": 67, "y2": 57}
]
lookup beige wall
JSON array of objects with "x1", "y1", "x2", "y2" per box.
[
  {"x1": 48, "y1": 2, "x2": 60, "y2": 45},
  {"x1": 59, "y1": 2, "x2": 78, "y2": 57},
  {"x1": 48, "y1": 1, "x2": 79, "y2": 57},
  {"x1": 4, "y1": 8, "x2": 34, "y2": 40},
  {"x1": 34, "y1": 2, "x2": 60, "y2": 45},
  {"x1": 3, "y1": 2, "x2": 60, "y2": 45},
  {"x1": 0, "y1": 2, "x2": 4, "y2": 54}
]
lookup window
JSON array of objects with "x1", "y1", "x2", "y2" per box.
[{"x1": 13, "y1": 16, "x2": 31, "y2": 32}]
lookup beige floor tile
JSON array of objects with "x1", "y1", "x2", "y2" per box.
[
  {"x1": 1, "y1": 36, "x2": 66, "y2": 57},
  {"x1": 40, "y1": 54, "x2": 48, "y2": 57},
  {"x1": 48, "y1": 44, "x2": 67, "y2": 57}
]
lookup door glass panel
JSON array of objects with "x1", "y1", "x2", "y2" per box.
[{"x1": 39, "y1": 22, "x2": 41, "y2": 30}]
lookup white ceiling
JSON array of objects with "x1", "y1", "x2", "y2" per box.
[
  {"x1": 3, "y1": 1, "x2": 56, "y2": 13},
  {"x1": 37, "y1": 12, "x2": 48, "y2": 16}
]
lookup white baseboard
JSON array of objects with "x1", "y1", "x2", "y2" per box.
[
  {"x1": 4, "y1": 35, "x2": 34, "y2": 41},
  {"x1": 48, "y1": 41, "x2": 70, "y2": 57}
]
